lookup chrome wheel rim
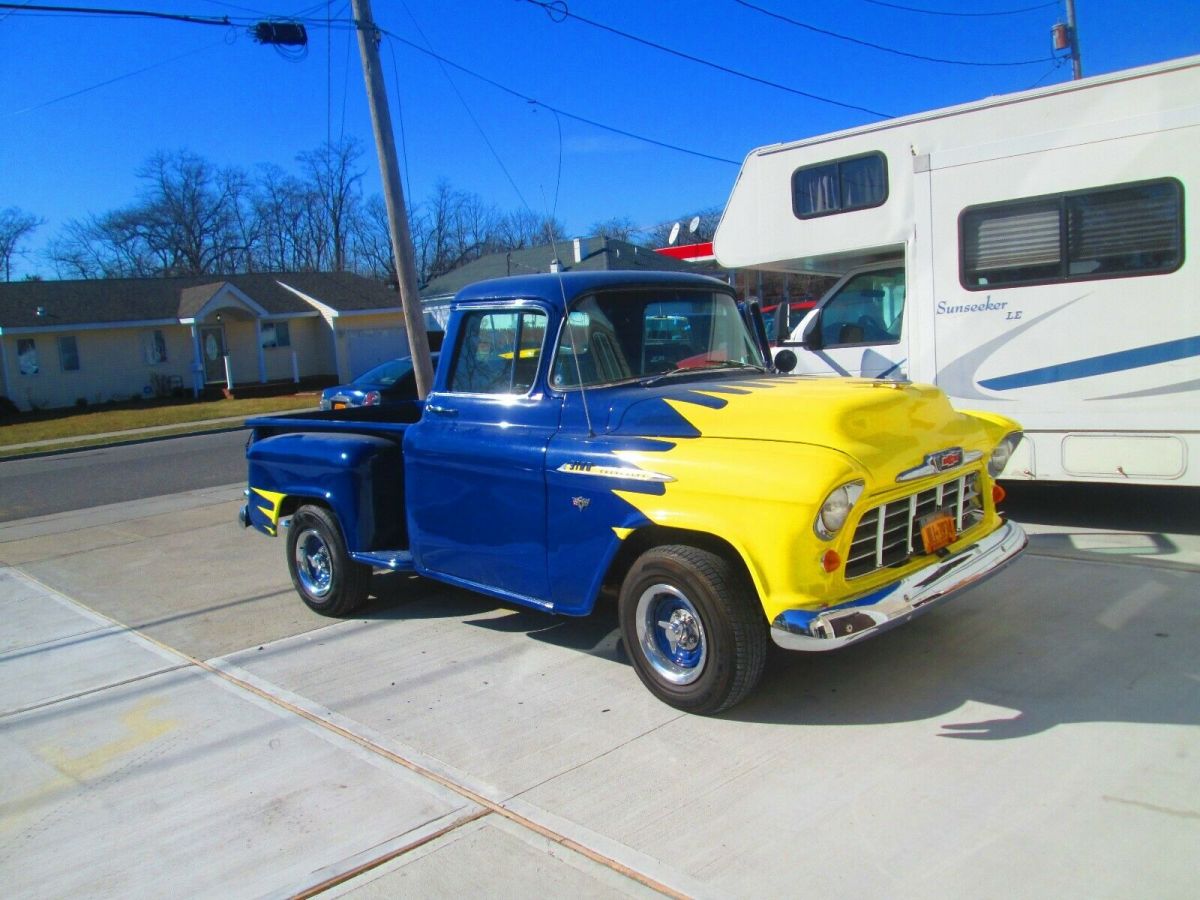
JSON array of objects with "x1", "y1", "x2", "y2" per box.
[
  {"x1": 635, "y1": 583, "x2": 707, "y2": 685},
  {"x1": 294, "y1": 528, "x2": 333, "y2": 598}
]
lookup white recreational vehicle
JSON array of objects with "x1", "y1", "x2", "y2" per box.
[{"x1": 714, "y1": 55, "x2": 1199, "y2": 486}]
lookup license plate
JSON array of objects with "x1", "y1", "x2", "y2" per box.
[
  {"x1": 332, "y1": 401, "x2": 347, "y2": 410},
  {"x1": 920, "y1": 513, "x2": 957, "y2": 554}
]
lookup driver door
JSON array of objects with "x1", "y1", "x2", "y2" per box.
[{"x1": 789, "y1": 266, "x2": 908, "y2": 379}]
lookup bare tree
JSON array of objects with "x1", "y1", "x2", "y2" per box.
[
  {"x1": 493, "y1": 208, "x2": 566, "y2": 251},
  {"x1": 0, "y1": 207, "x2": 43, "y2": 281},
  {"x1": 587, "y1": 216, "x2": 640, "y2": 242},
  {"x1": 298, "y1": 138, "x2": 364, "y2": 272}
]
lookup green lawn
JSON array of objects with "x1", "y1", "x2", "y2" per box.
[{"x1": 1, "y1": 394, "x2": 319, "y2": 457}]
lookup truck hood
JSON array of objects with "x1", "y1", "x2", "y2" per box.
[{"x1": 604, "y1": 375, "x2": 993, "y2": 476}]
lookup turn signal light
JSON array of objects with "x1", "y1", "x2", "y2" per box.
[
  {"x1": 821, "y1": 550, "x2": 841, "y2": 573},
  {"x1": 992, "y1": 484, "x2": 1007, "y2": 505}
]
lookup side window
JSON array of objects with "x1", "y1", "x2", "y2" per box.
[
  {"x1": 792, "y1": 152, "x2": 888, "y2": 219},
  {"x1": 58, "y1": 336, "x2": 80, "y2": 372},
  {"x1": 144, "y1": 329, "x2": 168, "y2": 364},
  {"x1": 817, "y1": 268, "x2": 906, "y2": 347},
  {"x1": 261, "y1": 321, "x2": 291, "y2": 348},
  {"x1": 961, "y1": 179, "x2": 1183, "y2": 289},
  {"x1": 448, "y1": 308, "x2": 547, "y2": 394},
  {"x1": 17, "y1": 338, "x2": 39, "y2": 375}
]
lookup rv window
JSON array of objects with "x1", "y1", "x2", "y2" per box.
[
  {"x1": 813, "y1": 267, "x2": 905, "y2": 347},
  {"x1": 792, "y1": 153, "x2": 888, "y2": 219},
  {"x1": 961, "y1": 179, "x2": 1182, "y2": 289}
]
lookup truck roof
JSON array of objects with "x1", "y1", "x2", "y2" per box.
[{"x1": 453, "y1": 270, "x2": 732, "y2": 309}]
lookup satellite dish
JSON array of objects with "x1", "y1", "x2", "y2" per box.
[
  {"x1": 668, "y1": 222, "x2": 681, "y2": 245},
  {"x1": 688, "y1": 215, "x2": 701, "y2": 234}
]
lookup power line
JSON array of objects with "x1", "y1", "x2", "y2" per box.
[
  {"x1": 379, "y1": 28, "x2": 742, "y2": 166},
  {"x1": 859, "y1": 0, "x2": 1059, "y2": 16},
  {"x1": 518, "y1": 0, "x2": 891, "y2": 118},
  {"x1": 734, "y1": 0, "x2": 1056, "y2": 67},
  {"x1": 0, "y1": 2, "x2": 231, "y2": 25}
]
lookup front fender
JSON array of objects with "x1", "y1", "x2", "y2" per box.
[{"x1": 245, "y1": 432, "x2": 405, "y2": 551}]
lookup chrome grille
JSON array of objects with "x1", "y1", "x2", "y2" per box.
[{"x1": 846, "y1": 473, "x2": 984, "y2": 579}]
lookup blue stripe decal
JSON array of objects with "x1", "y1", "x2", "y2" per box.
[{"x1": 979, "y1": 335, "x2": 1200, "y2": 391}]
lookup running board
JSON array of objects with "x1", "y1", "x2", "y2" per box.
[{"x1": 351, "y1": 549, "x2": 415, "y2": 572}]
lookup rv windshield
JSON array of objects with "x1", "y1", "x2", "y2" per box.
[{"x1": 551, "y1": 289, "x2": 763, "y2": 389}]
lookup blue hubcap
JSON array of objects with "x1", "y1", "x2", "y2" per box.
[{"x1": 635, "y1": 584, "x2": 707, "y2": 685}]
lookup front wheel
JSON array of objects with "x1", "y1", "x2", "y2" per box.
[
  {"x1": 619, "y1": 545, "x2": 767, "y2": 714},
  {"x1": 286, "y1": 504, "x2": 371, "y2": 616}
]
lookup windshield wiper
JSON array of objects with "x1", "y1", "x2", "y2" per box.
[{"x1": 642, "y1": 360, "x2": 765, "y2": 386}]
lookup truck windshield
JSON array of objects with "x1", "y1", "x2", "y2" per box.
[{"x1": 551, "y1": 289, "x2": 763, "y2": 389}]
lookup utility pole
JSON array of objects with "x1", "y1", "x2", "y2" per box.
[
  {"x1": 1064, "y1": 0, "x2": 1083, "y2": 80},
  {"x1": 350, "y1": 0, "x2": 434, "y2": 398},
  {"x1": 1051, "y1": 8, "x2": 1082, "y2": 80}
]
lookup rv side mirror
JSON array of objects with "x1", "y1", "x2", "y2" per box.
[
  {"x1": 801, "y1": 313, "x2": 823, "y2": 350},
  {"x1": 774, "y1": 349, "x2": 798, "y2": 373}
]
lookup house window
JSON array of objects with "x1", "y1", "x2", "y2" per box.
[
  {"x1": 58, "y1": 336, "x2": 80, "y2": 372},
  {"x1": 17, "y1": 338, "x2": 39, "y2": 375},
  {"x1": 144, "y1": 329, "x2": 168, "y2": 364},
  {"x1": 261, "y1": 321, "x2": 291, "y2": 348},
  {"x1": 960, "y1": 179, "x2": 1183, "y2": 290},
  {"x1": 792, "y1": 152, "x2": 888, "y2": 219}
]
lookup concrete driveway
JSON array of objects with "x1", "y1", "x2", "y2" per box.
[{"x1": 1, "y1": 484, "x2": 1197, "y2": 898}]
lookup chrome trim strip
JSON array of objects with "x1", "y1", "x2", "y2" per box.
[
  {"x1": 771, "y1": 520, "x2": 1027, "y2": 651},
  {"x1": 555, "y1": 462, "x2": 676, "y2": 483}
]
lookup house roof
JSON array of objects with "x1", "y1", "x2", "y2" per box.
[
  {"x1": 420, "y1": 237, "x2": 721, "y2": 299},
  {"x1": 0, "y1": 272, "x2": 401, "y2": 330}
]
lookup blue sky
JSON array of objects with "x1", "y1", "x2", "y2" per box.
[{"x1": 2, "y1": 0, "x2": 1197, "y2": 279}]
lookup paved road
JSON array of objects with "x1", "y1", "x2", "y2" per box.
[{"x1": 0, "y1": 429, "x2": 248, "y2": 521}]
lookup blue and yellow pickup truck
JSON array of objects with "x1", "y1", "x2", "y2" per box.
[{"x1": 241, "y1": 270, "x2": 1026, "y2": 714}]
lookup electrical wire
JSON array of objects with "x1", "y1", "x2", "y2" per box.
[
  {"x1": 519, "y1": 0, "x2": 890, "y2": 118},
  {"x1": 393, "y1": 1, "x2": 532, "y2": 212},
  {"x1": 3, "y1": 39, "x2": 228, "y2": 117},
  {"x1": 733, "y1": 0, "x2": 1057, "y2": 67},
  {"x1": 379, "y1": 27, "x2": 741, "y2": 166},
  {"x1": 860, "y1": 0, "x2": 1059, "y2": 16},
  {"x1": 0, "y1": 2, "x2": 231, "y2": 25}
]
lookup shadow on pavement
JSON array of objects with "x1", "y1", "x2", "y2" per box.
[{"x1": 349, "y1": 554, "x2": 1198, "y2": 737}]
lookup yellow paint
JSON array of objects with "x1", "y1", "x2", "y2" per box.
[
  {"x1": 3, "y1": 697, "x2": 180, "y2": 835},
  {"x1": 610, "y1": 381, "x2": 1019, "y2": 622},
  {"x1": 252, "y1": 486, "x2": 287, "y2": 526},
  {"x1": 612, "y1": 527, "x2": 634, "y2": 540},
  {"x1": 40, "y1": 697, "x2": 179, "y2": 782}
]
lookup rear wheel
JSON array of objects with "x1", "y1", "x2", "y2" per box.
[
  {"x1": 286, "y1": 504, "x2": 371, "y2": 616},
  {"x1": 619, "y1": 545, "x2": 767, "y2": 714}
]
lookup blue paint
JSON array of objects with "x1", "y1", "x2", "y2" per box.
[{"x1": 980, "y1": 335, "x2": 1200, "y2": 391}]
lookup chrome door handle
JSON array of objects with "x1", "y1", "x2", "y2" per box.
[{"x1": 425, "y1": 404, "x2": 457, "y2": 416}]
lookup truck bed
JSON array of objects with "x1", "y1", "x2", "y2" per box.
[{"x1": 245, "y1": 400, "x2": 423, "y2": 441}]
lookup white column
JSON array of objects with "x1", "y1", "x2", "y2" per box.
[
  {"x1": 255, "y1": 319, "x2": 267, "y2": 383},
  {"x1": 223, "y1": 355, "x2": 234, "y2": 391},
  {"x1": 190, "y1": 324, "x2": 203, "y2": 398}
]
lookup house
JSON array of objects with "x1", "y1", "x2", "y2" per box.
[
  {"x1": 419, "y1": 236, "x2": 724, "y2": 327},
  {"x1": 0, "y1": 272, "x2": 426, "y2": 412}
]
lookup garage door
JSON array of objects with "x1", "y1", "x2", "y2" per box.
[{"x1": 346, "y1": 327, "x2": 410, "y2": 379}]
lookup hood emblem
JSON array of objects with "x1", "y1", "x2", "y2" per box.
[{"x1": 897, "y1": 446, "x2": 982, "y2": 482}]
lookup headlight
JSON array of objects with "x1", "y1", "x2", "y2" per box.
[
  {"x1": 815, "y1": 480, "x2": 865, "y2": 540},
  {"x1": 988, "y1": 432, "x2": 1023, "y2": 477}
]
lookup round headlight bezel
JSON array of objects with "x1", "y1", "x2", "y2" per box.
[
  {"x1": 988, "y1": 431, "x2": 1023, "y2": 477},
  {"x1": 815, "y1": 480, "x2": 865, "y2": 540}
]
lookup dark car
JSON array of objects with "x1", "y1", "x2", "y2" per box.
[{"x1": 319, "y1": 354, "x2": 438, "y2": 409}]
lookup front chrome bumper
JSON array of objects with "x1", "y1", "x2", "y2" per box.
[{"x1": 770, "y1": 520, "x2": 1027, "y2": 651}]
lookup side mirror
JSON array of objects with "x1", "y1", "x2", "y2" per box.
[
  {"x1": 774, "y1": 349, "x2": 798, "y2": 373},
  {"x1": 801, "y1": 313, "x2": 823, "y2": 351}
]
